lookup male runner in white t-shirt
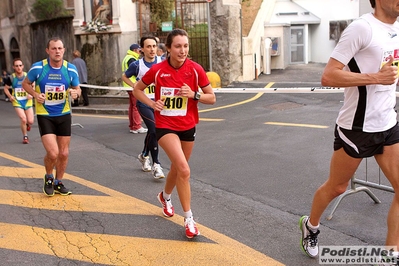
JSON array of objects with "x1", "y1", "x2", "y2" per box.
[{"x1": 300, "y1": 0, "x2": 399, "y2": 261}]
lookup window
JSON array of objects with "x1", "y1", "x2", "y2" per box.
[
  {"x1": 0, "y1": 40, "x2": 6, "y2": 72},
  {"x1": 290, "y1": 26, "x2": 305, "y2": 64},
  {"x1": 10, "y1": 38, "x2": 20, "y2": 60}
]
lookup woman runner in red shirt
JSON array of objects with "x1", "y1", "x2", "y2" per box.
[{"x1": 133, "y1": 29, "x2": 216, "y2": 238}]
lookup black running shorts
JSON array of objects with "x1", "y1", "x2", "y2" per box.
[
  {"x1": 156, "y1": 127, "x2": 196, "y2": 142},
  {"x1": 334, "y1": 123, "x2": 399, "y2": 158},
  {"x1": 37, "y1": 114, "x2": 72, "y2": 137}
]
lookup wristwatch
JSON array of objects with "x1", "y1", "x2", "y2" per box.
[{"x1": 193, "y1": 91, "x2": 201, "y2": 101}]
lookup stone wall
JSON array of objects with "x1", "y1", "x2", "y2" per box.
[
  {"x1": 30, "y1": 17, "x2": 75, "y2": 63},
  {"x1": 0, "y1": 0, "x2": 36, "y2": 72},
  {"x1": 78, "y1": 33, "x2": 121, "y2": 88},
  {"x1": 211, "y1": 1, "x2": 242, "y2": 87},
  {"x1": 31, "y1": 18, "x2": 122, "y2": 89}
]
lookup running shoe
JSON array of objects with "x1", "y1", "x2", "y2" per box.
[
  {"x1": 152, "y1": 163, "x2": 165, "y2": 179},
  {"x1": 26, "y1": 124, "x2": 31, "y2": 131},
  {"x1": 138, "y1": 154, "x2": 151, "y2": 172},
  {"x1": 377, "y1": 252, "x2": 399, "y2": 266},
  {"x1": 184, "y1": 217, "x2": 200, "y2": 239},
  {"x1": 54, "y1": 181, "x2": 72, "y2": 195},
  {"x1": 130, "y1": 127, "x2": 148, "y2": 134},
  {"x1": 43, "y1": 174, "x2": 54, "y2": 196},
  {"x1": 299, "y1": 215, "x2": 320, "y2": 258},
  {"x1": 23, "y1": 136, "x2": 29, "y2": 144},
  {"x1": 157, "y1": 191, "x2": 174, "y2": 217}
]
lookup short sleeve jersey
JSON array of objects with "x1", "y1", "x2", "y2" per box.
[
  {"x1": 141, "y1": 59, "x2": 210, "y2": 131},
  {"x1": 27, "y1": 59, "x2": 79, "y2": 117},
  {"x1": 10, "y1": 72, "x2": 33, "y2": 108},
  {"x1": 331, "y1": 13, "x2": 399, "y2": 132}
]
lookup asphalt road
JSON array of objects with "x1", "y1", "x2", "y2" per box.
[{"x1": 0, "y1": 90, "x2": 394, "y2": 266}]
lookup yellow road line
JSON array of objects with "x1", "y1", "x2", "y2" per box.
[
  {"x1": 199, "y1": 92, "x2": 264, "y2": 113},
  {"x1": 0, "y1": 152, "x2": 283, "y2": 265},
  {"x1": 265, "y1": 82, "x2": 275, "y2": 88},
  {"x1": 200, "y1": 118, "x2": 224, "y2": 121},
  {"x1": 0, "y1": 190, "x2": 152, "y2": 215},
  {"x1": 0, "y1": 222, "x2": 282, "y2": 265},
  {"x1": 265, "y1": 122, "x2": 329, "y2": 129}
]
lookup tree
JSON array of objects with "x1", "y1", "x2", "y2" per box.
[
  {"x1": 32, "y1": 0, "x2": 69, "y2": 21},
  {"x1": 150, "y1": 0, "x2": 174, "y2": 31}
]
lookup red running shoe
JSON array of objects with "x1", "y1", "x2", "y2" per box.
[
  {"x1": 26, "y1": 124, "x2": 31, "y2": 131},
  {"x1": 23, "y1": 136, "x2": 29, "y2": 144},
  {"x1": 184, "y1": 217, "x2": 200, "y2": 239},
  {"x1": 157, "y1": 191, "x2": 174, "y2": 217}
]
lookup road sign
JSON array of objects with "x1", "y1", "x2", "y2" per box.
[{"x1": 162, "y1": 21, "x2": 173, "y2": 32}]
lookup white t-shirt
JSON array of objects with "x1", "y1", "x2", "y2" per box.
[{"x1": 332, "y1": 13, "x2": 399, "y2": 132}]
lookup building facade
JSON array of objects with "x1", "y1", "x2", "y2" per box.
[
  {"x1": 0, "y1": 0, "x2": 373, "y2": 86},
  {"x1": 241, "y1": 0, "x2": 372, "y2": 80},
  {"x1": 0, "y1": 0, "x2": 242, "y2": 86}
]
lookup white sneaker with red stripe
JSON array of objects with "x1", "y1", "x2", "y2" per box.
[
  {"x1": 157, "y1": 191, "x2": 174, "y2": 217},
  {"x1": 184, "y1": 217, "x2": 200, "y2": 239}
]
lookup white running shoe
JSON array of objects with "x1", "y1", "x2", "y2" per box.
[
  {"x1": 299, "y1": 215, "x2": 319, "y2": 258},
  {"x1": 130, "y1": 127, "x2": 148, "y2": 134},
  {"x1": 137, "y1": 154, "x2": 151, "y2": 172},
  {"x1": 152, "y1": 163, "x2": 165, "y2": 179},
  {"x1": 184, "y1": 217, "x2": 200, "y2": 239},
  {"x1": 157, "y1": 191, "x2": 174, "y2": 217}
]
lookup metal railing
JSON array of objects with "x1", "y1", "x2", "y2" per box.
[{"x1": 327, "y1": 158, "x2": 394, "y2": 220}]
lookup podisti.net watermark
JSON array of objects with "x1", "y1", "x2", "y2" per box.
[{"x1": 319, "y1": 246, "x2": 398, "y2": 265}]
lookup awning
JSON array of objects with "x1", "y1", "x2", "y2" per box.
[{"x1": 269, "y1": 0, "x2": 320, "y2": 25}]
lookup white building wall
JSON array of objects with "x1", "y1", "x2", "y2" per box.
[
  {"x1": 119, "y1": 1, "x2": 138, "y2": 33},
  {"x1": 241, "y1": 0, "x2": 276, "y2": 81},
  {"x1": 294, "y1": 0, "x2": 360, "y2": 63},
  {"x1": 118, "y1": 1, "x2": 139, "y2": 62},
  {"x1": 265, "y1": 25, "x2": 289, "y2": 70}
]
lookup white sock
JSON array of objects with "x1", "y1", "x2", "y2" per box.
[
  {"x1": 163, "y1": 191, "x2": 171, "y2": 201},
  {"x1": 307, "y1": 218, "x2": 319, "y2": 232},
  {"x1": 183, "y1": 210, "x2": 193, "y2": 219}
]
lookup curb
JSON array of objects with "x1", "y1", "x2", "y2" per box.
[{"x1": 72, "y1": 107, "x2": 128, "y2": 116}]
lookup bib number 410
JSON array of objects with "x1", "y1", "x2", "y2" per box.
[{"x1": 164, "y1": 97, "x2": 183, "y2": 109}]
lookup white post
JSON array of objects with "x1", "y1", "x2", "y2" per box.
[{"x1": 264, "y1": 38, "x2": 272, "y2": 75}]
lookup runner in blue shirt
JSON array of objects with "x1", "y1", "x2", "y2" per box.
[{"x1": 22, "y1": 37, "x2": 81, "y2": 197}]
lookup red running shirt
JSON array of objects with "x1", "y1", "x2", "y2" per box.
[{"x1": 141, "y1": 59, "x2": 210, "y2": 131}]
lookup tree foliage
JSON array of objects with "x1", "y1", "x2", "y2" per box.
[
  {"x1": 32, "y1": 0, "x2": 69, "y2": 21},
  {"x1": 150, "y1": 0, "x2": 175, "y2": 30}
]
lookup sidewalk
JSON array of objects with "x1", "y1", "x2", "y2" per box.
[
  {"x1": 72, "y1": 103, "x2": 129, "y2": 115},
  {"x1": 228, "y1": 62, "x2": 326, "y2": 87}
]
